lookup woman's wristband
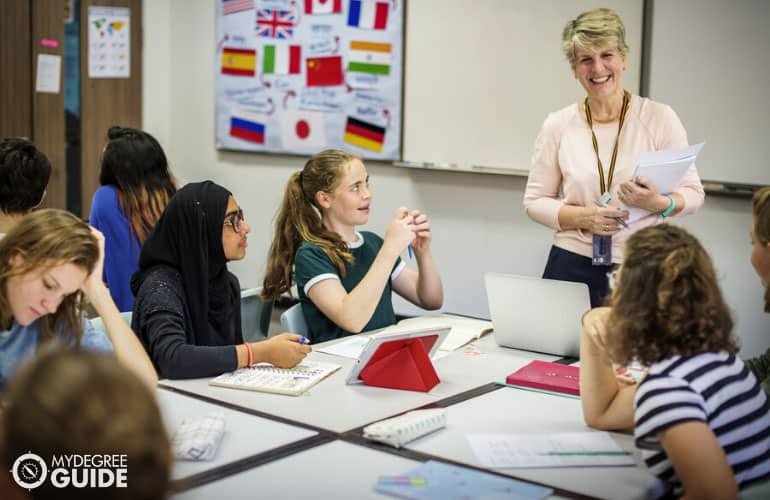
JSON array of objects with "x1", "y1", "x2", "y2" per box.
[{"x1": 658, "y1": 194, "x2": 676, "y2": 218}]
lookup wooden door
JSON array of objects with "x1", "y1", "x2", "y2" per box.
[
  {"x1": 32, "y1": 0, "x2": 67, "y2": 208},
  {"x1": 1, "y1": 0, "x2": 66, "y2": 209},
  {"x1": 0, "y1": 1, "x2": 32, "y2": 139},
  {"x1": 79, "y1": 0, "x2": 142, "y2": 215}
]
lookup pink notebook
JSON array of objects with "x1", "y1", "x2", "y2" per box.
[{"x1": 505, "y1": 360, "x2": 580, "y2": 396}]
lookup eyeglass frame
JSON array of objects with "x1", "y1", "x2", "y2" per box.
[{"x1": 223, "y1": 208, "x2": 245, "y2": 233}]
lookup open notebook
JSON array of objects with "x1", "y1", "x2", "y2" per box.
[
  {"x1": 209, "y1": 360, "x2": 341, "y2": 396},
  {"x1": 380, "y1": 314, "x2": 493, "y2": 352}
]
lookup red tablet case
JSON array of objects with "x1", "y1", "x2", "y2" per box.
[
  {"x1": 359, "y1": 335, "x2": 440, "y2": 392},
  {"x1": 505, "y1": 360, "x2": 580, "y2": 396}
]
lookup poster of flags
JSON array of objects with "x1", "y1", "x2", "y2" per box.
[{"x1": 215, "y1": 0, "x2": 403, "y2": 159}]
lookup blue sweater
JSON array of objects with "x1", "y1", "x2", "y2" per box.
[
  {"x1": 0, "y1": 319, "x2": 113, "y2": 390},
  {"x1": 89, "y1": 185, "x2": 141, "y2": 311}
]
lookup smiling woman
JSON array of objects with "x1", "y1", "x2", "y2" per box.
[
  {"x1": 523, "y1": 7, "x2": 705, "y2": 308},
  {"x1": 0, "y1": 209, "x2": 157, "y2": 391}
]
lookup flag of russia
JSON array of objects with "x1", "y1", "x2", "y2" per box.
[
  {"x1": 230, "y1": 110, "x2": 266, "y2": 144},
  {"x1": 347, "y1": 0, "x2": 388, "y2": 30}
]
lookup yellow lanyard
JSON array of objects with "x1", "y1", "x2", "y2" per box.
[{"x1": 584, "y1": 90, "x2": 631, "y2": 194}]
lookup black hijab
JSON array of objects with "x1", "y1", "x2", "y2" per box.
[{"x1": 131, "y1": 181, "x2": 241, "y2": 346}]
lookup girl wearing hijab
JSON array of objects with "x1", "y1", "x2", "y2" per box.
[{"x1": 130, "y1": 181, "x2": 310, "y2": 379}]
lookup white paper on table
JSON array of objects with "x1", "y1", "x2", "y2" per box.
[
  {"x1": 316, "y1": 334, "x2": 451, "y2": 362},
  {"x1": 622, "y1": 142, "x2": 705, "y2": 222},
  {"x1": 316, "y1": 336, "x2": 370, "y2": 359},
  {"x1": 380, "y1": 314, "x2": 492, "y2": 352},
  {"x1": 35, "y1": 54, "x2": 61, "y2": 93},
  {"x1": 467, "y1": 432, "x2": 635, "y2": 468}
]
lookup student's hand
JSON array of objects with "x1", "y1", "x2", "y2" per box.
[
  {"x1": 81, "y1": 226, "x2": 107, "y2": 298},
  {"x1": 613, "y1": 364, "x2": 636, "y2": 386},
  {"x1": 617, "y1": 176, "x2": 667, "y2": 212},
  {"x1": 259, "y1": 333, "x2": 311, "y2": 368},
  {"x1": 409, "y1": 210, "x2": 433, "y2": 254},
  {"x1": 588, "y1": 206, "x2": 628, "y2": 236},
  {"x1": 382, "y1": 207, "x2": 416, "y2": 256},
  {"x1": 581, "y1": 306, "x2": 612, "y2": 353}
]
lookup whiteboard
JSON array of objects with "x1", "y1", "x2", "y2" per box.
[
  {"x1": 402, "y1": 0, "x2": 643, "y2": 170},
  {"x1": 648, "y1": 0, "x2": 770, "y2": 186}
]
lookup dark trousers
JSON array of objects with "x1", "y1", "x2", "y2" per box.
[{"x1": 542, "y1": 245, "x2": 614, "y2": 308}]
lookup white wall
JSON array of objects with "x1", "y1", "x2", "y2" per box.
[{"x1": 143, "y1": 0, "x2": 769, "y2": 357}]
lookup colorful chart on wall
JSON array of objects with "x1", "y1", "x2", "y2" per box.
[{"x1": 215, "y1": 0, "x2": 404, "y2": 160}]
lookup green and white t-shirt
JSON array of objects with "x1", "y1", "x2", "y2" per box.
[{"x1": 295, "y1": 231, "x2": 404, "y2": 343}]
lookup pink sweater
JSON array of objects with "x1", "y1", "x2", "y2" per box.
[{"x1": 523, "y1": 95, "x2": 704, "y2": 263}]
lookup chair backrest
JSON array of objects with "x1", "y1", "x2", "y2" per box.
[
  {"x1": 240, "y1": 287, "x2": 274, "y2": 342},
  {"x1": 279, "y1": 302, "x2": 308, "y2": 337}
]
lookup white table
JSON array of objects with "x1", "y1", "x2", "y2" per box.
[
  {"x1": 157, "y1": 387, "x2": 317, "y2": 482},
  {"x1": 160, "y1": 334, "x2": 557, "y2": 433},
  {"x1": 171, "y1": 440, "x2": 423, "y2": 500},
  {"x1": 403, "y1": 386, "x2": 665, "y2": 499}
]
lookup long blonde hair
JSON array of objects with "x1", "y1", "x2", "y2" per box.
[
  {"x1": 262, "y1": 149, "x2": 359, "y2": 300},
  {"x1": 0, "y1": 209, "x2": 98, "y2": 344}
]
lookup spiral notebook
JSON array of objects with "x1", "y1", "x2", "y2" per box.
[{"x1": 209, "y1": 361, "x2": 341, "y2": 396}]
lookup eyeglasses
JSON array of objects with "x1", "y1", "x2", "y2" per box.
[{"x1": 224, "y1": 208, "x2": 245, "y2": 233}]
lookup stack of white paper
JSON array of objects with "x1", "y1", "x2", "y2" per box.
[{"x1": 623, "y1": 142, "x2": 705, "y2": 222}]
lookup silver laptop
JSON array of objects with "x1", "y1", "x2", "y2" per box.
[{"x1": 484, "y1": 272, "x2": 590, "y2": 357}]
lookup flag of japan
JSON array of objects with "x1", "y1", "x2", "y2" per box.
[
  {"x1": 305, "y1": 0, "x2": 342, "y2": 14},
  {"x1": 281, "y1": 111, "x2": 327, "y2": 150}
]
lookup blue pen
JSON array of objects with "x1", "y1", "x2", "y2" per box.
[
  {"x1": 407, "y1": 244, "x2": 413, "y2": 259},
  {"x1": 299, "y1": 336, "x2": 309, "y2": 345}
]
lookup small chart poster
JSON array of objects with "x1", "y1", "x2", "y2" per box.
[
  {"x1": 215, "y1": 0, "x2": 404, "y2": 160},
  {"x1": 87, "y1": 6, "x2": 131, "y2": 78}
]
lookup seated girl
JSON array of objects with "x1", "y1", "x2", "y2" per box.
[
  {"x1": 89, "y1": 126, "x2": 176, "y2": 311},
  {"x1": 580, "y1": 224, "x2": 770, "y2": 497},
  {"x1": 131, "y1": 181, "x2": 310, "y2": 379},
  {"x1": 746, "y1": 186, "x2": 770, "y2": 394},
  {"x1": 261, "y1": 149, "x2": 443, "y2": 343},
  {"x1": 0, "y1": 209, "x2": 157, "y2": 391}
]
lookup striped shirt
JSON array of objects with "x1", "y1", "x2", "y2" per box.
[{"x1": 634, "y1": 352, "x2": 770, "y2": 495}]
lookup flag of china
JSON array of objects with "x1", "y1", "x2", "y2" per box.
[{"x1": 306, "y1": 56, "x2": 344, "y2": 87}]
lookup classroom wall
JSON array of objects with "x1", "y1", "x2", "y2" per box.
[{"x1": 142, "y1": 0, "x2": 769, "y2": 357}]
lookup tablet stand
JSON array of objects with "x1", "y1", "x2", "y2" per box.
[{"x1": 359, "y1": 338, "x2": 440, "y2": 392}]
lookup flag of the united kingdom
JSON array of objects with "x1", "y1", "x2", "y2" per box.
[{"x1": 256, "y1": 9, "x2": 296, "y2": 39}]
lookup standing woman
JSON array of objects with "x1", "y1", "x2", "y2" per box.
[
  {"x1": 131, "y1": 181, "x2": 310, "y2": 379},
  {"x1": 0, "y1": 209, "x2": 157, "y2": 391},
  {"x1": 89, "y1": 126, "x2": 176, "y2": 311},
  {"x1": 523, "y1": 8, "x2": 704, "y2": 307}
]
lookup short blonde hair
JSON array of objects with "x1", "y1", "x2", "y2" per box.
[{"x1": 562, "y1": 8, "x2": 629, "y2": 69}]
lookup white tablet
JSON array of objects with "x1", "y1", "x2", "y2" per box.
[{"x1": 345, "y1": 325, "x2": 450, "y2": 385}]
